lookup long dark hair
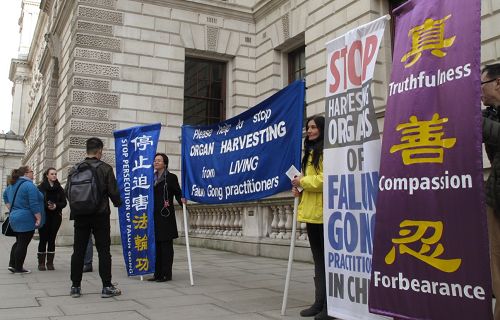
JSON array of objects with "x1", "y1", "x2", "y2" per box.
[
  {"x1": 42, "y1": 167, "x2": 59, "y2": 185},
  {"x1": 301, "y1": 115, "x2": 325, "y2": 174},
  {"x1": 8, "y1": 166, "x2": 29, "y2": 185}
]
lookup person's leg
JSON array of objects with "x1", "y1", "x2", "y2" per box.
[
  {"x1": 9, "y1": 240, "x2": 17, "y2": 271},
  {"x1": 157, "y1": 241, "x2": 167, "y2": 279},
  {"x1": 92, "y1": 218, "x2": 112, "y2": 287},
  {"x1": 37, "y1": 218, "x2": 49, "y2": 253},
  {"x1": 70, "y1": 223, "x2": 91, "y2": 288},
  {"x1": 83, "y1": 236, "x2": 93, "y2": 271},
  {"x1": 46, "y1": 214, "x2": 62, "y2": 270},
  {"x1": 308, "y1": 224, "x2": 325, "y2": 289},
  {"x1": 487, "y1": 206, "x2": 500, "y2": 320},
  {"x1": 93, "y1": 217, "x2": 120, "y2": 298},
  {"x1": 309, "y1": 223, "x2": 333, "y2": 320},
  {"x1": 164, "y1": 239, "x2": 174, "y2": 280},
  {"x1": 37, "y1": 216, "x2": 50, "y2": 271},
  {"x1": 300, "y1": 223, "x2": 326, "y2": 317},
  {"x1": 14, "y1": 231, "x2": 35, "y2": 271},
  {"x1": 155, "y1": 240, "x2": 172, "y2": 281},
  {"x1": 149, "y1": 241, "x2": 161, "y2": 280}
]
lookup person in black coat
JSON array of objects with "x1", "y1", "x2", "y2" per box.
[
  {"x1": 37, "y1": 167, "x2": 67, "y2": 270},
  {"x1": 148, "y1": 153, "x2": 185, "y2": 282}
]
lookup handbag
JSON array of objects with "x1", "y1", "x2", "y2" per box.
[
  {"x1": 1, "y1": 180, "x2": 27, "y2": 237},
  {"x1": 1, "y1": 216, "x2": 15, "y2": 236}
]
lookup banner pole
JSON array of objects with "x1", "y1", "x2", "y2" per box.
[
  {"x1": 183, "y1": 203, "x2": 194, "y2": 286},
  {"x1": 281, "y1": 196, "x2": 299, "y2": 316}
]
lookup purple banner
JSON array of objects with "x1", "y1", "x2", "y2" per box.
[{"x1": 369, "y1": 1, "x2": 492, "y2": 319}]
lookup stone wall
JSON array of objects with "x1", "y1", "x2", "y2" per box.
[
  {"x1": 10, "y1": 0, "x2": 500, "y2": 259},
  {"x1": 0, "y1": 135, "x2": 24, "y2": 220},
  {"x1": 481, "y1": 0, "x2": 500, "y2": 66}
]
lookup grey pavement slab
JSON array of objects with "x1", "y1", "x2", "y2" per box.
[
  {"x1": 0, "y1": 297, "x2": 38, "y2": 308},
  {"x1": 51, "y1": 311, "x2": 149, "y2": 320},
  {"x1": 136, "y1": 293, "x2": 219, "y2": 308},
  {"x1": 58, "y1": 300, "x2": 147, "y2": 316},
  {"x1": 0, "y1": 235, "x2": 313, "y2": 319},
  {"x1": 138, "y1": 303, "x2": 236, "y2": 320},
  {"x1": 213, "y1": 296, "x2": 305, "y2": 313},
  {"x1": 0, "y1": 305, "x2": 63, "y2": 319}
]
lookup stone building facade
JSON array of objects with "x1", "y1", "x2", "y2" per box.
[
  {"x1": 0, "y1": 134, "x2": 24, "y2": 217},
  {"x1": 8, "y1": 0, "x2": 500, "y2": 259},
  {"x1": 0, "y1": 0, "x2": 41, "y2": 218}
]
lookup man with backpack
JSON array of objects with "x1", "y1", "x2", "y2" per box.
[{"x1": 65, "y1": 137, "x2": 122, "y2": 298}]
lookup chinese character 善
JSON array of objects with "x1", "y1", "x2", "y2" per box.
[{"x1": 390, "y1": 113, "x2": 456, "y2": 165}]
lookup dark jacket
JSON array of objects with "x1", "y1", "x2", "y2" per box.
[
  {"x1": 65, "y1": 157, "x2": 122, "y2": 220},
  {"x1": 38, "y1": 179, "x2": 67, "y2": 216},
  {"x1": 153, "y1": 170, "x2": 182, "y2": 241},
  {"x1": 483, "y1": 107, "x2": 500, "y2": 211}
]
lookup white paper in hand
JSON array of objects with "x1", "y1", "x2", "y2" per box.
[{"x1": 286, "y1": 165, "x2": 303, "y2": 192}]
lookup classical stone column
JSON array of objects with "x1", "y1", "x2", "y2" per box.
[
  {"x1": 270, "y1": 206, "x2": 278, "y2": 239},
  {"x1": 277, "y1": 205, "x2": 286, "y2": 239}
]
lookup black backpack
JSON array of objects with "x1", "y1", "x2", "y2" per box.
[{"x1": 66, "y1": 161, "x2": 103, "y2": 216}]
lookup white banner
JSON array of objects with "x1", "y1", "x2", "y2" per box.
[{"x1": 323, "y1": 15, "x2": 390, "y2": 320}]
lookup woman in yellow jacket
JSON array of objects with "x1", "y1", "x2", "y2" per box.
[{"x1": 292, "y1": 115, "x2": 333, "y2": 320}]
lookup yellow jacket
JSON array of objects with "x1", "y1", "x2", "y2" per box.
[{"x1": 297, "y1": 154, "x2": 323, "y2": 224}]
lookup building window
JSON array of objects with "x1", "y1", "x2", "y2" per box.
[
  {"x1": 288, "y1": 46, "x2": 307, "y2": 122},
  {"x1": 288, "y1": 46, "x2": 306, "y2": 83},
  {"x1": 389, "y1": 0, "x2": 409, "y2": 53},
  {"x1": 184, "y1": 58, "x2": 226, "y2": 126},
  {"x1": 389, "y1": 0, "x2": 408, "y2": 9}
]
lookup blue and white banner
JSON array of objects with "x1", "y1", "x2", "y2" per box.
[
  {"x1": 182, "y1": 80, "x2": 305, "y2": 204},
  {"x1": 114, "y1": 123, "x2": 161, "y2": 276}
]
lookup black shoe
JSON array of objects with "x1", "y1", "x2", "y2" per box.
[
  {"x1": 14, "y1": 268, "x2": 31, "y2": 274},
  {"x1": 70, "y1": 286, "x2": 81, "y2": 298},
  {"x1": 101, "y1": 285, "x2": 121, "y2": 298},
  {"x1": 155, "y1": 276, "x2": 171, "y2": 282},
  {"x1": 7, "y1": 266, "x2": 15, "y2": 273},
  {"x1": 300, "y1": 304, "x2": 322, "y2": 317},
  {"x1": 82, "y1": 264, "x2": 93, "y2": 273},
  {"x1": 314, "y1": 308, "x2": 336, "y2": 320},
  {"x1": 147, "y1": 277, "x2": 158, "y2": 282}
]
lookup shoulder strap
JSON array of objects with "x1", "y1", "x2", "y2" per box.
[
  {"x1": 10, "y1": 180, "x2": 28, "y2": 212},
  {"x1": 91, "y1": 160, "x2": 103, "y2": 169},
  {"x1": 76, "y1": 160, "x2": 88, "y2": 170},
  {"x1": 89, "y1": 160, "x2": 103, "y2": 194},
  {"x1": 77, "y1": 160, "x2": 103, "y2": 169}
]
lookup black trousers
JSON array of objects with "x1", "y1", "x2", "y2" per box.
[
  {"x1": 9, "y1": 230, "x2": 35, "y2": 271},
  {"x1": 38, "y1": 213, "x2": 62, "y2": 252},
  {"x1": 84, "y1": 237, "x2": 93, "y2": 266},
  {"x1": 306, "y1": 223, "x2": 326, "y2": 299},
  {"x1": 70, "y1": 215, "x2": 112, "y2": 287},
  {"x1": 154, "y1": 240, "x2": 174, "y2": 279}
]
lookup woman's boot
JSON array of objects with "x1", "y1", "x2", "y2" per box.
[
  {"x1": 300, "y1": 277, "x2": 324, "y2": 317},
  {"x1": 46, "y1": 252, "x2": 55, "y2": 270},
  {"x1": 37, "y1": 252, "x2": 46, "y2": 271},
  {"x1": 314, "y1": 300, "x2": 335, "y2": 320}
]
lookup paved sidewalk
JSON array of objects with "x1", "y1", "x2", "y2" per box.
[{"x1": 0, "y1": 236, "x2": 314, "y2": 320}]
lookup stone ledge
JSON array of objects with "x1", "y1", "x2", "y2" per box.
[{"x1": 175, "y1": 235, "x2": 313, "y2": 263}]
